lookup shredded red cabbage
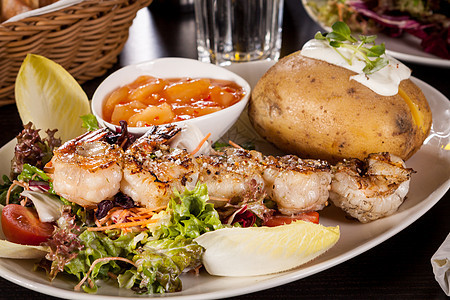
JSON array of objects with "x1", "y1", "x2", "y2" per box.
[
  {"x1": 348, "y1": 0, "x2": 423, "y2": 30},
  {"x1": 231, "y1": 209, "x2": 257, "y2": 227},
  {"x1": 346, "y1": 0, "x2": 450, "y2": 59},
  {"x1": 28, "y1": 180, "x2": 51, "y2": 192}
]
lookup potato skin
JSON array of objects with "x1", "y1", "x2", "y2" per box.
[{"x1": 248, "y1": 51, "x2": 432, "y2": 163}]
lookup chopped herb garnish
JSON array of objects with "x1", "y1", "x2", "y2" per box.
[{"x1": 315, "y1": 21, "x2": 389, "y2": 74}]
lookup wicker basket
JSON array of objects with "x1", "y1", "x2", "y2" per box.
[{"x1": 0, "y1": 0, "x2": 153, "y2": 105}]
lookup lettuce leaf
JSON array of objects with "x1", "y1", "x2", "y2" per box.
[
  {"x1": 152, "y1": 184, "x2": 223, "y2": 240},
  {"x1": 80, "y1": 114, "x2": 99, "y2": 132},
  {"x1": 17, "y1": 164, "x2": 51, "y2": 182},
  {"x1": 63, "y1": 184, "x2": 222, "y2": 294},
  {"x1": 116, "y1": 184, "x2": 222, "y2": 293},
  {"x1": 62, "y1": 230, "x2": 144, "y2": 293},
  {"x1": 118, "y1": 236, "x2": 203, "y2": 294},
  {"x1": 0, "y1": 175, "x2": 21, "y2": 205},
  {"x1": 1, "y1": 164, "x2": 65, "y2": 207}
]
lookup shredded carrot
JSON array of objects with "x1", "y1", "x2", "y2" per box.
[
  {"x1": 96, "y1": 207, "x2": 123, "y2": 226},
  {"x1": 128, "y1": 213, "x2": 155, "y2": 221},
  {"x1": 191, "y1": 132, "x2": 211, "y2": 156},
  {"x1": 127, "y1": 210, "x2": 138, "y2": 219},
  {"x1": 228, "y1": 140, "x2": 243, "y2": 149},
  {"x1": 94, "y1": 219, "x2": 102, "y2": 227},
  {"x1": 6, "y1": 184, "x2": 15, "y2": 205},
  {"x1": 74, "y1": 257, "x2": 136, "y2": 291},
  {"x1": 6, "y1": 180, "x2": 28, "y2": 205},
  {"x1": 87, "y1": 218, "x2": 159, "y2": 231},
  {"x1": 114, "y1": 209, "x2": 129, "y2": 224},
  {"x1": 14, "y1": 180, "x2": 28, "y2": 189},
  {"x1": 92, "y1": 205, "x2": 167, "y2": 233}
]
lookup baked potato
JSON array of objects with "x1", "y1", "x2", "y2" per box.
[{"x1": 248, "y1": 51, "x2": 432, "y2": 163}]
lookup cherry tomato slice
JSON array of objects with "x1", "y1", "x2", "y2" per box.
[
  {"x1": 264, "y1": 211, "x2": 319, "y2": 227},
  {"x1": 1, "y1": 204, "x2": 54, "y2": 245}
]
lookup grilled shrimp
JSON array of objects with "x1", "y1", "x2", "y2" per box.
[
  {"x1": 197, "y1": 148, "x2": 266, "y2": 201},
  {"x1": 120, "y1": 125, "x2": 200, "y2": 208},
  {"x1": 262, "y1": 155, "x2": 332, "y2": 215},
  {"x1": 198, "y1": 148, "x2": 332, "y2": 215},
  {"x1": 45, "y1": 129, "x2": 123, "y2": 207},
  {"x1": 329, "y1": 153, "x2": 413, "y2": 223}
]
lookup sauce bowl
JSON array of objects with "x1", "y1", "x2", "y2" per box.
[{"x1": 92, "y1": 57, "x2": 251, "y2": 142}]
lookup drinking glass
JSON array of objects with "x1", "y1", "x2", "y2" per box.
[{"x1": 194, "y1": 0, "x2": 284, "y2": 66}]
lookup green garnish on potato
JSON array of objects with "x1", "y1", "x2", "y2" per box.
[{"x1": 315, "y1": 21, "x2": 389, "y2": 74}]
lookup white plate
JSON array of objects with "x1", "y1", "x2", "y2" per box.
[
  {"x1": 0, "y1": 61, "x2": 449, "y2": 299},
  {"x1": 301, "y1": 0, "x2": 450, "y2": 68}
]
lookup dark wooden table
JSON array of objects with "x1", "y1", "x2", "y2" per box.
[{"x1": 0, "y1": 0, "x2": 448, "y2": 298}]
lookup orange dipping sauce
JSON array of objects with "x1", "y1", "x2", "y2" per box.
[{"x1": 102, "y1": 75, "x2": 246, "y2": 127}]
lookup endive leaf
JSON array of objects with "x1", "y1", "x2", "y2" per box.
[{"x1": 15, "y1": 54, "x2": 91, "y2": 142}]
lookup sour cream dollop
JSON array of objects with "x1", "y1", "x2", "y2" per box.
[{"x1": 301, "y1": 39, "x2": 411, "y2": 96}]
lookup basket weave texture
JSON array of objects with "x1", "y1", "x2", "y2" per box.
[{"x1": 0, "y1": 0, "x2": 153, "y2": 105}]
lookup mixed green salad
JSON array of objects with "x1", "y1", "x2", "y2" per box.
[
  {"x1": 0, "y1": 122, "x2": 223, "y2": 293},
  {"x1": 0, "y1": 120, "x2": 324, "y2": 294}
]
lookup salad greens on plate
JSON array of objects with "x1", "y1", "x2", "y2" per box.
[
  {"x1": 2, "y1": 140, "x2": 220, "y2": 293},
  {"x1": 304, "y1": 0, "x2": 450, "y2": 59}
]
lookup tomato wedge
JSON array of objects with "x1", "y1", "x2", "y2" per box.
[
  {"x1": 1, "y1": 204, "x2": 54, "y2": 245},
  {"x1": 264, "y1": 211, "x2": 319, "y2": 227}
]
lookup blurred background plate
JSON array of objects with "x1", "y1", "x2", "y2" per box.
[{"x1": 301, "y1": 0, "x2": 450, "y2": 68}]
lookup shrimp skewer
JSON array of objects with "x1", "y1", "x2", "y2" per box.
[
  {"x1": 329, "y1": 152, "x2": 413, "y2": 223},
  {"x1": 45, "y1": 124, "x2": 413, "y2": 223},
  {"x1": 46, "y1": 124, "x2": 333, "y2": 215}
]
